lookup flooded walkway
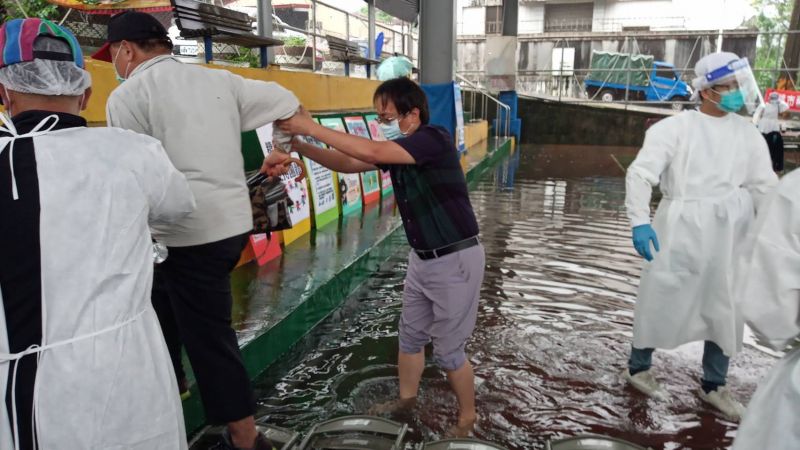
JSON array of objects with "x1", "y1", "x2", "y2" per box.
[{"x1": 202, "y1": 145, "x2": 778, "y2": 449}]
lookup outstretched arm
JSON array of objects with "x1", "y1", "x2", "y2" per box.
[
  {"x1": 293, "y1": 139, "x2": 378, "y2": 173},
  {"x1": 277, "y1": 107, "x2": 415, "y2": 165}
]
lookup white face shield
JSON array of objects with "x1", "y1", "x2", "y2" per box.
[{"x1": 693, "y1": 57, "x2": 762, "y2": 113}]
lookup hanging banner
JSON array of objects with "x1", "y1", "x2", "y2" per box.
[
  {"x1": 46, "y1": 0, "x2": 172, "y2": 13},
  {"x1": 297, "y1": 131, "x2": 340, "y2": 228},
  {"x1": 765, "y1": 88, "x2": 800, "y2": 112},
  {"x1": 343, "y1": 116, "x2": 381, "y2": 206},
  {"x1": 364, "y1": 113, "x2": 394, "y2": 196},
  {"x1": 255, "y1": 123, "x2": 311, "y2": 245},
  {"x1": 318, "y1": 117, "x2": 363, "y2": 216}
]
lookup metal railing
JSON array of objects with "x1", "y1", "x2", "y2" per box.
[
  {"x1": 268, "y1": 0, "x2": 417, "y2": 75},
  {"x1": 456, "y1": 29, "x2": 800, "y2": 112},
  {"x1": 456, "y1": 73, "x2": 511, "y2": 138}
]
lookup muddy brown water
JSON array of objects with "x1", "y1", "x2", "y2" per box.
[{"x1": 196, "y1": 145, "x2": 777, "y2": 450}]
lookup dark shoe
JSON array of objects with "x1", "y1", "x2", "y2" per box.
[{"x1": 216, "y1": 429, "x2": 276, "y2": 450}]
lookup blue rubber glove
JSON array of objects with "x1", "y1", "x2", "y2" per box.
[{"x1": 632, "y1": 224, "x2": 660, "y2": 261}]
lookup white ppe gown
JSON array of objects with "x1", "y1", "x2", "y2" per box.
[
  {"x1": 754, "y1": 101, "x2": 789, "y2": 134},
  {"x1": 732, "y1": 169, "x2": 800, "y2": 450},
  {"x1": 0, "y1": 112, "x2": 195, "y2": 450},
  {"x1": 625, "y1": 110, "x2": 777, "y2": 357}
]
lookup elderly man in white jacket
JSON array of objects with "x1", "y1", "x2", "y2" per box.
[
  {"x1": 622, "y1": 52, "x2": 778, "y2": 420},
  {"x1": 733, "y1": 169, "x2": 800, "y2": 450},
  {"x1": 93, "y1": 11, "x2": 300, "y2": 450},
  {"x1": 0, "y1": 18, "x2": 195, "y2": 450}
]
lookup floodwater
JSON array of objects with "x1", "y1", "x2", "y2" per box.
[{"x1": 218, "y1": 145, "x2": 778, "y2": 449}]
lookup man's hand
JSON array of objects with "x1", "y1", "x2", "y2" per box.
[
  {"x1": 260, "y1": 151, "x2": 292, "y2": 177},
  {"x1": 277, "y1": 106, "x2": 317, "y2": 136},
  {"x1": 632, "y1": 224, "x2": 660, "y2": 261}
]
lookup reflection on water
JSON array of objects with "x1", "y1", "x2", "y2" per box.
[{"x1": 240, "y1": 145, "x2": 776, "y2": 450}]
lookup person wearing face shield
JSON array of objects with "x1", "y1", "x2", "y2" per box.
[
  {"x1": 270, "y1": 77, "x2": 484, "y2": 438},
  {"x1": 753, "y1": 92, "x2": 790, "y2": 173},
  {"x1": 621, "y1": 52, "x2": 778, "y2": 419},
  {"x1": 92, "y1": 11, "x2": 302, "y2": 450},
  {"x1": 0, "y1": 18, "x2": 195, "y2": 450}
]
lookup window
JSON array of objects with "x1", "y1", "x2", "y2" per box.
[
  {"x1": 544, "y1": 3, "x2": 593, "y2": 32},
  {"x1": 486, "y1": 5, "x2": 503, "y2": 35},
  {"x1": 655, "y1": 67, "x2": 677, "y2": 80}
]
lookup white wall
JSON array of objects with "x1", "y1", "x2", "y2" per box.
[{"x1": 595, "y1": 0, "x2": 753, "y2": 32}]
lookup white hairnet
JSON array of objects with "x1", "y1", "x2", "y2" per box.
[
  {"x1": 690, "y1": 52, "x2": 740, "y2": 99},
  {"x1": 0, "y1": 36, "x2": 91, "y2": 97},
  {"x1": 769, "y1": 92, "x2": 780, "y2": 101}
]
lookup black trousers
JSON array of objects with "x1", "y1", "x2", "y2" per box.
[
  {"x1": 152, "y1": 232, "x2": 255, "y2": 424},
  {"x1": 763, "y1": 131, "x2": 785, "y2": 172}
]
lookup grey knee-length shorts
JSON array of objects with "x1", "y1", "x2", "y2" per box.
[{"x1": 399, "y1": 243, "x2": 485, "y2": 371}]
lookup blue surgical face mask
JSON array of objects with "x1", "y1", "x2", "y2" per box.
[
  {"x1": 379, "y1": 119, "x2": 404, "y2": 140},
  {"x1": 712, "y1": 89, "x2": 745, "y2": 113},
  {"x1": 112, "y1": 44, "x2": 130, "y2": 84}
]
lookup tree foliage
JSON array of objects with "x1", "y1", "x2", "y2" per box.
[
  {"x1": 3, "y1": 0, "x2": 60, "y2": 21},
  {"x1": 751, "y1": 0, "x2": 792, "y2": 90}
]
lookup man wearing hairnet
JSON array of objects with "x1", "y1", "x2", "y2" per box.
[
  {"x1": 621, "y1": 52, "x2": 778, "y2": 419},
  {"x1": 753, "y1": 91, "x2": 790, "y2": 173},
  {"x1": 94, "y1": 11, "x2": 301, "y2": 450},
  {"x1": 731, "y1": 169, "x2": 800, "y2": 450},
  {"x1": 0, "y1": 18, "x2": 195, "y2": 450}
]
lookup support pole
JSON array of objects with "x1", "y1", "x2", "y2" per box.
[
  {"x1": 419, "y1": 0, "x2": 455, "y2": 84},
  {"x1": 257, "y1": 0, "x2": 274, "y2": 67},
  {"x1": 204, "y1": 36, "x2": 213, "y2": 63},
  {"x1": 311, "y1": 0, "x2": 317, "y2": 72},
  {"x1": 367, "y1": 0, "x2": 376, "y2": 78}
]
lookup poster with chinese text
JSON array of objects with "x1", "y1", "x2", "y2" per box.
[
  {"x1": 298, "y1": 133, "x2": 339, "y2": 228},
  {"x1": 319, "y1": 117, "x2": 363, "y2": 216},
  {"x1": 365, "y1": 113, "x2": 394, "y2": 196},
  {"x1": 344, "y1": 116, "x2": 381, "y2": 205}
]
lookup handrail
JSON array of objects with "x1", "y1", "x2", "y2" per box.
[{"x1": 455, "y1": 73, "x2": 511, "y2": 138}]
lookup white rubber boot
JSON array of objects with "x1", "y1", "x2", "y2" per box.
[
  {"x1": 698, "y1": 387, "x2": 745, "y2": 421},
  {"x1": 622, "y1": 369, "x2": 669, "y2": 401}
]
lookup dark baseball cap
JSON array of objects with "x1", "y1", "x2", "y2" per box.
[{"x1": 91, "y1": 11, "x2": 170, "y2": 62}]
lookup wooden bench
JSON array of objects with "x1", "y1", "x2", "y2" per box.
[
  {"x1": 326, "y1": 34, "x2": 380, "y2": 77},
  {"x1": 172, "y1": 0, "x2": 282, "y2": 67}
]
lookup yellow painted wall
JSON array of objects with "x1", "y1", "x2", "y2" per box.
[
  {"x1": 464, "y1": 120, "x2": 489, "y2": 149},
  {"x1": 81, "y1": 59, "x2": 382, "y2": 124}
]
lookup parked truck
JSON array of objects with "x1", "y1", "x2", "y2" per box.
[{"x1": 584, "y1": 50, "x2": 692, "y2": 110}]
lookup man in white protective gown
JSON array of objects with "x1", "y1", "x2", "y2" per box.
[
  {"x1": 0, "y1": 18, "x2": 195, "y2": 450},
  {"x1": 753, "y1": 91, "x2": 790, "y2": 173},
  {"x1": 621, "y1": 51, "x2": 778, "y2": 420},
  {"x1": 732, "y1": 169, "x2": 800, "y2": 450}
]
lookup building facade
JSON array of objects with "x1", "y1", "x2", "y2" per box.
[{"x1": 457, "y1": 0, "x2": 758, "y2": 98}]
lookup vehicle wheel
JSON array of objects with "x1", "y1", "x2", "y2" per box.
[
  {"x1": 671, "y1": 96, "x2": 690, "y2": 111},
  {"x1": 599, "y1": 90, "x2": 615, "y2": 102}
]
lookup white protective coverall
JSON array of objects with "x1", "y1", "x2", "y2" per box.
[
  {"x1": 754, "y1": 100, "x2": 790, "y2": 134},
  {"x1": 732, "y1": 169, "x2": 800, "y2": 450},
  {"x1": 625, "y1": 110, "x2": 778, "y2": 357},
  {"x1": 0, "y1": 111, "x2": 195, "y2": 449}
]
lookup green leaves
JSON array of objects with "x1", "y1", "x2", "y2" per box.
[
  {"x1": 3, "y1": 0, "x2": 60, "y2": 21},
  {"x1": 751, "y1": 0, "x2": 792, "y2": 90}
]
